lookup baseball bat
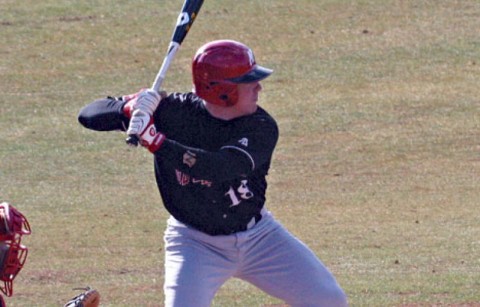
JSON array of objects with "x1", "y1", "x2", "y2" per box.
[{"x1": 126, "y1": 0, "x2": 204, "y2": 145}]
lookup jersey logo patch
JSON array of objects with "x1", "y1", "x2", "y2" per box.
[
  {"x1": 238, "y1": 138, "x2": 249, "y2": 147},
  {"x1": 175, "y1": 170, "x2": 212, "y2": 187},
  {"x1": 183, "y1": 151, "x2": 197, "y2": 168}
]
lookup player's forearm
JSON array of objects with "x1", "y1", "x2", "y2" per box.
[
  {"x1": 158, "y1": 140, "x2": 252, "y2": 182},
  {"x1": 78, "y1": 97, "x2": 129, "y2": 131}
]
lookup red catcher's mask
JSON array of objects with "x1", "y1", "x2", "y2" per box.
[{"x1": 0, "y1": 202, "x2": 31, "y2": 297}]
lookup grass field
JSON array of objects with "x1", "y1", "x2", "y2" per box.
[{"x1": 1, "y1": 0, "x2": 479, "y2": 306}]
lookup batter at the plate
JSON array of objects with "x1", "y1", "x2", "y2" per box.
[{"x1": 78, "y1": 39, "x2": 348, "y2": 307}]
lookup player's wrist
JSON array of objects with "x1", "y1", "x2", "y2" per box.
[
  {"x1": 144, "y1": 132, "x2": 166, "y2": 153},
  {"x1": 122, "y1": 100, "x2": 134, "y2": 118},
  {"x1": 132, "y1": 117, "x2": 166, "y2": 153},
  {"x1": 120, "y1": 88, "x2": 150, "y2": 118}
]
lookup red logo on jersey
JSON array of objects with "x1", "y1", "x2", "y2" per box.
[
  {"x1": 176, "y1": 170, "x2": 190, "y2": 186},
  {"x1": 175, "y1": 170, "x2": 212, "y2": 187}
]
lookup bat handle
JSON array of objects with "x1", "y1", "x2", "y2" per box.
[
  {"x1": 151, "y1": 76, "x2": 165, "y2": 93},
  {"x1": 151, "y1": 42, "x2": 180, "y2": 92},
  {"x1": 125, "y1": 134, "x2": 140, "y2": 146}
]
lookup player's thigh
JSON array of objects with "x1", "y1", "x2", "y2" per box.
[
  {"x1": 163, "y1": 228, "x2": 235, "y2": 307},
  {"x1": 240, "y1": 223, "x2": 347, "y2": 306}
]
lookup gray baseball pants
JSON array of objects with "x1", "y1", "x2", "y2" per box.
[{"x1": 163, "y1": 210, "x2": 348, "y2": 307}]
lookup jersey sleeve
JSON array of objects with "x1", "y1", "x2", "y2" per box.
[{"x1": 78, "y1": 97, "x2": 129, "y2": 131}]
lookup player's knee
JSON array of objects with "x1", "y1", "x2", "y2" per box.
[
  {"x1": 316, "y1": 285, "x2": 348, "y2": 307},
  {"x1": 324, "y1": 285, "x2": 348, "y2": 307},
  {"x1": 164, "y1": 287, "x2": 213, "y2": 307},
  {"x1": 296, "y1": 284, "x2": 348, "y2": 307},
  {"x1": 164, "y1": 281, "x2": 214, "y2": 307}
]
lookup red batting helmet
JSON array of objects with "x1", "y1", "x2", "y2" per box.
[{"x1": 192, "y1": 40, "x2": 273, "y2": 107}]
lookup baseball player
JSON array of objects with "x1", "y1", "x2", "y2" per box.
[{"x1": 78, "y1": 40, "x2": 348, "y2": 307}]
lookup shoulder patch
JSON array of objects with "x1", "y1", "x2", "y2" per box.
[{"x1": 183, "y1": 150, "x2": 197, "y2": 168}]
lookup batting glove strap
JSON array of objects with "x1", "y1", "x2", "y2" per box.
[
  {"x1": 143, "y1": 132, "x2": 166, "y2": 153},
  {"x1": 137, "y1": 121, "x2": 166, "y2": 153}
]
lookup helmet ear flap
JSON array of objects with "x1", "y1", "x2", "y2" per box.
[
  {"x1": 195, "y1": 80, "x2": 238, "y2": 107},
  {"x1": 220, "y1": 85, "x2": 238, "y2": 107},
  {"x1": 210, "y1": 82, "x2": 238, "y2": 107}
]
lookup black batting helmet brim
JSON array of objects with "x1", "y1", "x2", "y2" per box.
[{"x1": 227, "y1": 65, "x2": 273, "y2": 83}]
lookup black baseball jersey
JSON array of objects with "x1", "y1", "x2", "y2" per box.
[{"x1": 78, "y1": 92, "x2": 279, "y2": 235}]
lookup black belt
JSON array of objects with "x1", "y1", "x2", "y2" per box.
[{"x1": 211, "y1": 211, "x2": 264, "y2": 236}]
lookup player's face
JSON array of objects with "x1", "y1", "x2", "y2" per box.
[{"x1": 235, "y1": 81, "x2": 262, "y2": 115}]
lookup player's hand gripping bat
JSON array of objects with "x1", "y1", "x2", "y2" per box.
[{"x1": 126, "y1": 0, "x2": 204, "y2": 146}]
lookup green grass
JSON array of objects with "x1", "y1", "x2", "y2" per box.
[{"x1": 1, "y1": 0, "x2": 479, "y2": 306}]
